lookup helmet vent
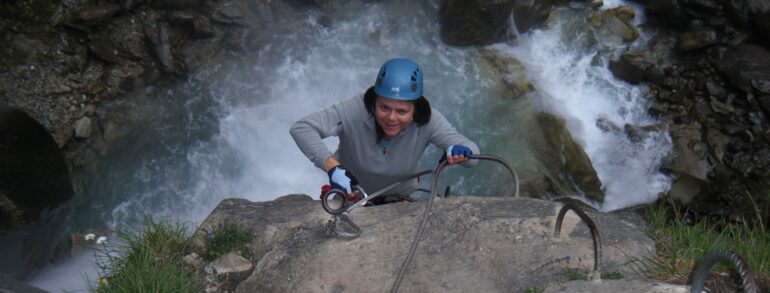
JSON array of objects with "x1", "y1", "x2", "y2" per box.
[{"x1": 411, "y1": 83, "x2": 417, "y2": 92}]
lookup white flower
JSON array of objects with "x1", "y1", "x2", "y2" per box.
[
  {"x1": 96, "y1": 236, "x2": 108, "y2": 245},
  {"x1": 84, "y1": 233, "x2": 96, "y2": 241}
]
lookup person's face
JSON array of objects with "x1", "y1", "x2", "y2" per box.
[{"x1": 374, "y1": 96, "x2": 414, "y2": 138}]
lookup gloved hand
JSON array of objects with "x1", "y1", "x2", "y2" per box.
[
  {"x1": 441, "y1": 145, "x2": 473, "y2": 164},
  {"x1": 327, "y1": 165, "x2": 358, "y2": 194}
]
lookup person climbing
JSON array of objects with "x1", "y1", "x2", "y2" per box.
[{"x1": 290, "y1": 58, "x2": 479, "y2": 201}]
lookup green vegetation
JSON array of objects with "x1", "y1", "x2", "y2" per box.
[
  {"x1": 524, "y1": 286, "x2": 544, "y2": 293},
  {"x1": 93, "y1": 220, "x2": 202, "y2": 293},
  {"x1": 558, "y1": 268, "x2": 623, "y2": 282},
  {"x1": 203, "y1": 223, "x2": 251, "y2": 261},
  {"x1": 600, "y1": 271, "x2": 623, "y2": 280},
  {"x1": 635, "y1": 198, "x2": 770, "y2": 290},
  {"x1": 559, "y1": 268, "x2": 589, "y2": 281}
]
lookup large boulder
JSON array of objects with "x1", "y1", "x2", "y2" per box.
[
  {"x1": 716, "y1": 43, "x2": 770, "y2": 95},
  {"x1": 0, "y1": 106, "x2": 74, "y2": 279},
  {"x1": 588, "y1": 6, "x2": 640, "y2": 42},
  {"x1": 439, "y1": 0, "x2": 516, "y2": 46},
  {"x1": 512, "y1": 0, "x2": 555, "y2": 34},
  {"x1": 480, "y1": 49, "x2": 536, "y2": 99},
  {"x1": 525, "y1": 112, "x2": 604, "y2": 204},
  {"x1": 193, "y1": 195, "x2": 654, "y2": 292}
]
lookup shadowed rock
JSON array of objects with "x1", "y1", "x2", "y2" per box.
[
  {"x1": 439, "y1": 0, "x2": 517, "y2": 46},
  {"x1": 0, "y1": 106, "x2": 73, "y2": 279}
]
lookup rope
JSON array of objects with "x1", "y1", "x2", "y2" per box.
[
  {"x1": 390, "y1": 154, "x2": 518, "y2": 292},
  {"x1": 553, "y1": 203, "x2": 602, "y2": 272},
  {"x1": 690, "y1": 250, "x2": 758, "y2": 293}
]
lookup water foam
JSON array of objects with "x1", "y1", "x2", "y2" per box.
[{"x1": 498, "y1": 4, "x2": 672, "y2": 211}]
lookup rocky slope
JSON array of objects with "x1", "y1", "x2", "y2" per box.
[{"x1": 190, "y1": 195, "x2": 657, "y2": 292}]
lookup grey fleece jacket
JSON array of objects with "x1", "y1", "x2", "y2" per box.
[{"x1": 290, "y1": 94, "x2": 479, "y2": 194}]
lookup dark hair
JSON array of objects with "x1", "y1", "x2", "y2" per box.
[{"x1": 363, "y1": 87, "x2": 431, "y2": 141}]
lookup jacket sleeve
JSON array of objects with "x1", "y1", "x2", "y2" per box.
[
  {"x1": 289, "y1": 101, "x2": 346, "y2": 170},
  {"x1": 428, "y1": 110, "x2": 480, "y2": 167}
]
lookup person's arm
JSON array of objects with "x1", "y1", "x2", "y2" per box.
[
  {"x1": 428, "y1": 110, "x2": 480, "y2": 166},
  {"x1": 289, "y1": 103, "x2": 345, "y2": 170},
  {"x1": 323, "y1": 156, "x2": 341, "y2": 172}
]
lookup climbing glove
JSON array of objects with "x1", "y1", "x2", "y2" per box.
[
  {"x1": 327, "y1": 165, "x2": 358, "y2": 194},
  {"x1": 440, "y1": 145, "x2": 473, "y2": 164},
  {"x1": 447, "y1": 145, "x2": 472, "y2": 158}
]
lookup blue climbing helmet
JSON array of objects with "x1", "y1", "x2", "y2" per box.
[{"x1": 374, "y1": 58, "x2": 423, "y2": 100}]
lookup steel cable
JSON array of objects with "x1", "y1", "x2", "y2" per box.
[{"x1": 390, "y1": 154, "x2": 518, "y2": 292}]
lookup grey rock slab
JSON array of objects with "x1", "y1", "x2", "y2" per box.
[
  {"x1": 210, "y1": 252, "x2": 253, "y2": 275},
  {"x1": 194, "y1": 196, "x2": 654, "y2": 292},
  {"x1": 544, "y1": 278, "x2": 689, "y2": 292}
]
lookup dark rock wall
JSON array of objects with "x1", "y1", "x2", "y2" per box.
[
  {"x1": 611, "y1": 0, "x2": 770, "y2": 224},
  {"x1": 0, "y1": 106, "x2": 74, "y2": 279}
]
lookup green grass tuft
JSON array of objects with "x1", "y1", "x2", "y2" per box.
[
  {"x1": 600, "y1": 271, "x2": 623, "y2": 280},
  {"x1": 524, "y1": 286, "x2": 544, "y2": 293},
  {"x1": 635, "y1": 197, "x2": 770, "y2": 290},
  {"x1": 203, "y1": 223, "x2": 251, "y2": 261},
  {"x1": 93, "y1": 219, "x2": 202, "y2": 293},
  {"x1": 559, "y1": 268, "x2": 589, "y2": 281}
]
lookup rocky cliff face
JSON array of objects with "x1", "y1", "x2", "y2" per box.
[
  {"x1": 610, "y1": 0, "x2": 770, "y2": 223},
  {"x1": 191, "y1": 195, "x2": 655, "y2": 292}
]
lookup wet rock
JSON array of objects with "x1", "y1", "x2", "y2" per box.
[
  {"x1": 588, "y1": 7, "x2": 639, "y2": 42},
  {"x1": 646, "y1": 0, "x2": 689, "y2": 26},
  {"x1": 527, "y1": 112, "x2": 604, "y2": 203},
  {"x1": 88, "y1": 31, "x2": 122, "y2": 64},
  {"x1": 193, "y1": 196, "x2": 653, "y2": 292},
  {"x1": 170, "y1": 11, "x2": 215, "y2": 38},
  {"x1": 145, "y1": 21, "x2": 175, "y2": 74},
  {"x1": 211, "y1": 1, "x2": 258, "y2": 28},
  {"x1": 73, "y1": 4, "x2": 122, "y2": 26},
  {"x1": 677, "y1": 30, "x2": 717, "y2": 50},
  {"x1": 624, "y1": 123, "x2": 665, "y2": 143},
  {"x1": 710, "y1": 96, "x2": 735, "y2": 115},
  {"x1": 723, "y1": 123, "x2": 749, "y2": 136},
  {"x1": 716, "y1": 44, "x2": 770, "y2": 95},
  {"x1": 439, "y1": 0, "x2": 517, "y2": 46},
  {"x1": 512, "y1": 0, "x2": 556, "y2": 34},
  {"x1": 669, "y1": 174, "x2": 707, "y2": 204},
  {"x1": 596, "y1": 117, "x2": 622, "y2": 133},
  {"x1": 609, "y1": 51, "x2": 652, "y2": 84},
  {"x1": 74, "y1": 116, "x2": 92, "y2": 138},
  {"x1": 706, "y1": 127, "x2": 730, "y2": 163},
  {"x1": 665, "y1": 123, "x2": 712, "y2": 181},
  {"x1": 480, "y1": 49, "x2": 536, "y2": 99},
  {"x1": 0, "y1": 106, "x2": 73, "y2": 279},
  {"x1": 753, "y1": 78, "x2": 770, "y2": 95}
]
